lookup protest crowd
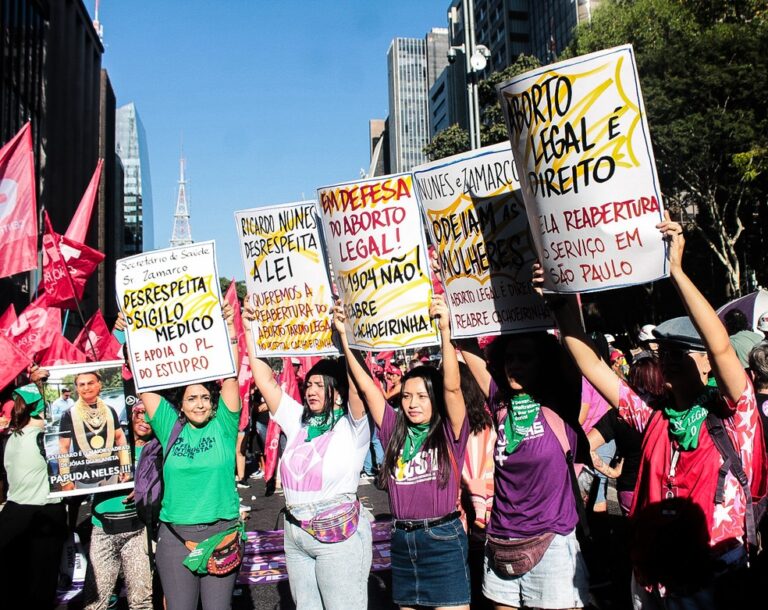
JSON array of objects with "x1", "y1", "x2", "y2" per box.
[{"x1": 2, "y1": 47, "x2": 768, "y2": 610}]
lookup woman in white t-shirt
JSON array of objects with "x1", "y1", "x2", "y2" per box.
[{"x1": 242, "y1": 302, "x2": 372, "y2": 609}]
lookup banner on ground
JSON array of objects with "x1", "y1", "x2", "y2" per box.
[
  {"x1": 413, "y1": 143, "x2": 552, "y2": 338},
  {"x1": 234, "y1": 202, "x2": 337, "y2": 356},
  {"x1": 116, "y1": 241, "x2": 236, "y2": 392},
  {"x1": 497, "y1": 44, "x2": 667, "y2": 293},
  {"x1": 43, "y1": 361, "x2": 133, "y2": 498},
  {"x1": 317, "y1": 174, "x2": 438, "y2": 351}
]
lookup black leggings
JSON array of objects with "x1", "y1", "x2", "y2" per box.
[
  {"x1": 0, "y1": 501, "x2": 68, "y2": 609},
  {"x1": 156, "y1": 520, "x2": 238, "y2": 610}
]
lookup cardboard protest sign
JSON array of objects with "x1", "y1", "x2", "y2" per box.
[
  {"x1": 317, "y1": 174, "x2": 437, "y2": 351},
  {"x1": 497, "y1": 44, "x2": 667, "y2": 293},
  {"x1": 42, "y1": 361, "x2": 133, "y2": 498},
  {"x1": 116, "y1": 241, "x2": 236, "y2": 392},
  {"x1": 234, "y1": 202, "x2": 337, "y2": 356},
  {"x1": 413, "y1": 143, "x2": 552, "y2": 338}
]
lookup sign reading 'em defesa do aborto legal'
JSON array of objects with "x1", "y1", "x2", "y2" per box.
[
  {"x1": 317, "y1": 173, "x2": 438, "y2": 351},
  {"x1": 116, "y1": 241, "x2": 236, "y2": 392},
  {"x1": 497, "y1": 44, "x2": 667, "y2": 293}
]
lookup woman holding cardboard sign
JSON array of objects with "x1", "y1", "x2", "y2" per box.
[
  {"x1": 138, "y1": 302, "x2": 243, "y2": 610},
  {"x1": 334, "y1": 294, "x2": 471, "y2": 610},
  {"x1": 242, "y1": 299, "x2": 372, "y2": 610}
]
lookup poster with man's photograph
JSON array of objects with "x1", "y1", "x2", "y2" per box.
[{"x1": 43, "y1": 361, "x2": 134, "y2": 498}]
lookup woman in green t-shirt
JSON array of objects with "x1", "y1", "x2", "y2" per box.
[{"x1": 139, "y1": 303, "x2": 242, "y2": 610}]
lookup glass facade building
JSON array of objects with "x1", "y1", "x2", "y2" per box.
[
  {"x1": 387, "y1": 37, "x2": 429, "y2": 173},
  {"x1": 116, "y1": 102, "x2": 153, "y2": 254}
]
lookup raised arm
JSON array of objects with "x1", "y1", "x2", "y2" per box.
[
  {"x1": 660, "y1": 213, "x2": 745, "y2": 402},
  {"x1": 346, "y1": 370, "x2": 365, "y2": 421},
  {"x1": 456, "y1": 340, "x2": 493, "y2": 399},
  {"x1": 332, "y1": 303, "x2": 387, "y2": 427},
  {"x1": 431, "y1": 294, "x2": 465, "y2": 439},
  {"x1": 218, "y1": 302, "x2": 240, "y2": 413},
  {"x1": 532, "y1": 264, "x2": 621, "y2": 407},
  {"x1": 242, "y1": 299, "x2": 284, "y2": 415}
]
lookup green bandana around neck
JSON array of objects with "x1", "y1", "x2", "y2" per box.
[
  {"x1": 664, "y1": 402, "x2": 708, "y2": 451},
  {"x1": 401, "y1": 423, "x2": 430, "y2": 463},
  {"x1": 504, "y1": 393, "x2": 541, "y2": 454},
  {"x1": 305, "y1": 407, "x2": 344, "y2": 442}
]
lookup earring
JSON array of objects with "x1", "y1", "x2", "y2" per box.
[{"x1": 334, "y1": 396, "x2": 343, "y2": 406}]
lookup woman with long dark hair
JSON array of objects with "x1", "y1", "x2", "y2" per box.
[
  {"x1": 242, "y1": 301, "x2": 372, "y2": 609},
  {"x1": 138, "y1": 303, "x2": 242, "y2": 610},
  {"x1": 334, "y1": 294, "x2": 470, "y2": 610}
]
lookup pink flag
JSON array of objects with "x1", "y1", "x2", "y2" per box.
[
  {"x1": 0, "y1": 304, "x2": 17, "y2": 331},
  {"x1": 224, "y1": 280, "x2": 252, "y2": 407},
  {"x1": 3, "y1": 297, "x2": 60, "y2": 357},
  {"x1": 74, "y1": 309, "x2": 122, "y2": 361},
  {"x1": 38, "y1": 333, "x2": 87, "y2": 367},
  {"x1": 0, "y1": 123, "x2": 38, "y2": 277},
  {"x1": 41, "y1": 212, "x2": 105, "y2": 308},
  {"x1": 0, "y1": 333, "x2": 32, "y2": 391},
  {"x1": 263, "y1": 418, "x2": 282, "y2": 482},
  {"x1": 65, "y1": 159, "x2": 103, "y2": 243}
]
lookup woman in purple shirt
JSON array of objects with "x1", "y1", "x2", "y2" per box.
[
  {"x1": 334, "y1": 295, "x2": 470, "y2": 610},
  {"x1": 461, "y1": 333, "x2": 589, "y2": 610}
]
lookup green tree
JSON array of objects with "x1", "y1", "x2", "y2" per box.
[
  {"x1": 219, "y1": 277, "x2": 247, "y2": 301},
  {"x1": 423, "y1": 55, "x2": 541, "y2": 161},
  {"x1": 569, "y1": 0, "x2": 768, "y2": 297}
]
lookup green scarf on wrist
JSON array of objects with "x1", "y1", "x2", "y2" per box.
[
  {"x1": 401, "y1": 423, "x2": 430, "y2": 463},
  {"x1": 664, "y1": 403, "x2": 708, "y2": 451},
  {"x1": 305, "y1": 408, "x2": 344, "y2": 442},
  {"x1": 504, "y1": 393, "x2": 541, "y2": 454}
]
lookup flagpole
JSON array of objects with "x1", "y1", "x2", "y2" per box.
[{"x1": 62, "y1": 310, "x2": 70, "y2": 334}]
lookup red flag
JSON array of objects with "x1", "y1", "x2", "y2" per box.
[
  {"x1": 38, "y1": 333, "x2": 87, "y2": 367},
  {"x1": 224, "y1": 280, "x2": 252, "y2": 407},
  {"x1": 0, "y1": 333, "x2": 32, "y2": 391},
  {"x1": 297, "y1": 356, "x2": 321, "y2": 384},
  {"x1": 3, "y1": 297, "x2": 60, "y2": 357},
  {"x1": 41, "y1": 212, "x2": 104, "y2": 308},
  {"x1": 280, "y1": 357, "x2": 302, "y2": 403},
  {"x1": 74, "y1": 309, "x2": 122, "y2": 362},
  {"x1": 377, "y1": 350, "x2": 395, "y2": 363},
  {"x1": 263, "y1": 418, "x2": 282, "y2": 482},
  {"x1": 65, "y1": 159, "x2": 103, "y2": 243},
  {"x1": 0, "y1": 123, "x2": 37, "y2": 277},
  {"x1": 0, "y1": 304, "x2": 16, "y2": 331}
]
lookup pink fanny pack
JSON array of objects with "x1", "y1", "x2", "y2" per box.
[{"x1": 286, "y1": 500, "x2": 360, "y2": 544}]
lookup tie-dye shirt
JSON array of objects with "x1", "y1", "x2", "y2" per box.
[
  {"x1": 618, "y1": 375, "x2": 765, "y2": 547},
  {"x1": 274, "y1": 392, "x2": 369, "y2": 507}
]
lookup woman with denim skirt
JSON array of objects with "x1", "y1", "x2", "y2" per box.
[
  {"x1": 335, "y1": 294, "x2": 471, "y2": 610},
  {"x1": 242, "y1": 301, "x2": 372, "y2": 609}
]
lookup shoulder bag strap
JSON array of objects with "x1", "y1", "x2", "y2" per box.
[
  {"x1": 705, "y1": 412, "x2": 756, "y2": 547},
  {"x1": 541, "y1": 406, "x2": 590, "y2": 539},
  {"x1": 163, "y1": 418, "x2": 185, "y2": 464}
]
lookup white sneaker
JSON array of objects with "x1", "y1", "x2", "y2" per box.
[
  {"x1": 239, "y1": 503, "x2": 252, "y2": 512},
  {"x1": 249, "y1": 469, "x2": 264, "y2": 480}
]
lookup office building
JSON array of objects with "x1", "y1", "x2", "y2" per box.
[
  {"x1": 116, "y1": 102, "x2": 154, "y2": 254},
  {"x1": 387, "y1": 37, "x2": 430, "y2": 173}
]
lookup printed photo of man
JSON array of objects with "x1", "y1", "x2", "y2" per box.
[{"x1": 56, "y1": 371, "x2": 132, "y2": 491}]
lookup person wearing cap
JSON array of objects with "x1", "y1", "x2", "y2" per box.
[
  {"x1": 536, "y1": 212, "x2": 766, "y2": 606},
  {"x1": 637, "y1": 324, "x2": 659, "y2": 354},
  {"x1": 0, "y1": 372, "x2": 68, "y2": 609},
  {"x1": 242, "y1": 299, "x2": 372, "y2": 610},
  {"x1": 56, "y1": 371, "x2": 131, "y2": 492}
]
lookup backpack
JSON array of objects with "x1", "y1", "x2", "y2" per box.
[{"x1": 133, "y1": 418, "x2": 184, "y2": 543}]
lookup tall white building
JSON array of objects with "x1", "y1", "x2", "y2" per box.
[
  {"x1": 387, "y1": 37, "x2": 430, "y2": 173},
  {"x1": 116, "y1": 102, "x2": 154, "y2": 254}
]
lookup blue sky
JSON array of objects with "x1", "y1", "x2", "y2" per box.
[{"x1": 97, "y1": 0, "x2": 449, "y2": 279}]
